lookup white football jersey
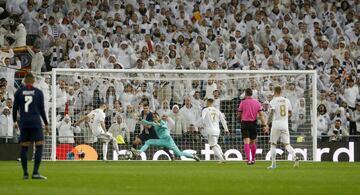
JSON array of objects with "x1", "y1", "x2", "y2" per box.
[
  {"x1": 87, "y1": 109, "x2": 106, "y2": 136},
  {"x1": 269, "y1": 96, "x2": 292, "y2": 130},
  {"x1": 201, "y1": 107, "x2": 228, "y2": 136}
]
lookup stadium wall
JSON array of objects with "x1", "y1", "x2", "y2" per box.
[
  {"x1": 0, "y1": 142, "x2": 359, "y2": 162},
  {"x1": 0, "y1": 144, "x2": 33, "y2": 160}
]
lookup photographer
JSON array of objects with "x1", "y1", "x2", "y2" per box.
[{"x1": 328, "y1": 119, "x2": 348, "y2": 142}]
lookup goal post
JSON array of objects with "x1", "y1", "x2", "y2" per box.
[{"x1": 48, "y1": 68, "x2": 317, "y2": 161}]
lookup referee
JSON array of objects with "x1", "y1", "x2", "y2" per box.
[{"x1": 238, "y1": 88, "x2": 268, "y2": 165}]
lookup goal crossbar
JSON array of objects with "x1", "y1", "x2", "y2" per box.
[{"x1": 50, "y1": 68, "x2": 317, "y2": 161}]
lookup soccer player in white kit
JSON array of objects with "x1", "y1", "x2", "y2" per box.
[
  {"x1": 267, "y1": 86, "x2": 299, "y2": 169},
  {"x1": 201, "y1": 99, "x2": 229, "y2": 163},
  {"x1": 75, "y1": 103, "x2": 121, "y2": 160}
]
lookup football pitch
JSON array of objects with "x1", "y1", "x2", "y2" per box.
[{"x1": 0, "y1": 161, "x2": 359, "y2": 195}]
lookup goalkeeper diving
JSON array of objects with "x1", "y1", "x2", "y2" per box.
[{"x1": 130, "y1": 113, "x2": 200, "y2": 161}]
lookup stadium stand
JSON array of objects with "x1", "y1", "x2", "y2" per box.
[{"x1": 0, "y1": 0, "x2": 359, "y2": 149}]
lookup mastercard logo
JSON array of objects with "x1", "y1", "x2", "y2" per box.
[{"x1": 56, "y1": 144, "x2": 98, "y2": 160}]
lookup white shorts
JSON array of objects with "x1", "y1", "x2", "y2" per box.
[
  {"x1": 270, "y1": 128, "x2": 290, "y2": 144},
  {"x1": 97, "y1": 132, "x2": 115, "y2": 143},
  {"x1": 207, "y1": 135, "x2": 219, "y2": 147}
]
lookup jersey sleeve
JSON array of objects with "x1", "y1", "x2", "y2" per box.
[
  {"x1": 201, "y1": 108, "x2": 207, "y2": 120},
  {"x1": 141, "y1": 119, "x2": 156, "y2": 127},
  {"x1": 159, "y1": 121, "x2": 168, "y2": 129},
  {"x1": 287, "y1": 99, "x2": 292, "y2": 111},
  {"x1": 100, "y1": 112, "x2": 106, "y2": 122},
  {"x1": 87, "y1": 110, "x2": 95, "y2": 118},
  {"x1": 269, "y1": 100, "x2": 275, "y2": 110},
  {"x1": 219, "y1": 111, "x2": 229, "y2": 132},
  {"x1": 12, "y1": 90, "x2": 19, "y2": 123},
  {"x1": 38, "y1": 90, "x2": 49, "y2": 125}
]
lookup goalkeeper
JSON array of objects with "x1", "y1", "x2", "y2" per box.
[{"x1": 131, "y1": 113, "x2": 200, "y2": 161}]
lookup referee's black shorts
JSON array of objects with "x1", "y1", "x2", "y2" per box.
[{"x1": 241, "y1": 121, "x2": 258, "y2": 140}]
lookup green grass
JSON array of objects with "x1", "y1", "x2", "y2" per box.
[{"x1": 0, "y1": 161, "x2": 359, "y2": 195}]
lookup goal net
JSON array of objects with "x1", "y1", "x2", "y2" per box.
[{"x1": 44, "y1": 69, "x2": 317, "y2": 161}]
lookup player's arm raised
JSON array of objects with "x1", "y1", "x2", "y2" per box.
[
  {"x1": 74, "y1": 115, "x2": 89, "y2": 126},
  {"x1": 140, "y1": 119, "x2": 157, "y2": 127}
]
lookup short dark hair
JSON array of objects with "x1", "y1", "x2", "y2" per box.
[
  {"x1": 99, "y1": 102, "x2": 107, "y2": 107},
  {"x1": 245, "y1": 88, "x2": 252, "y2": 96},
  {"x1": 274, "y1": 86, "x2": 282, "y2": 94},
  {"x1": 207, "y1": 98, "x2": 214, "y2": 104},
  {"x1": 24, "y1": 72, "x2": 35, "y2": 80},
  {"x1": 24, "y1": 72, "x2": 35, "y2": 84}
]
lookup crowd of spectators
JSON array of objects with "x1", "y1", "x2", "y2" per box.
[{"x1": 0, "y1": 0, "x2": 359, "y2": 145}]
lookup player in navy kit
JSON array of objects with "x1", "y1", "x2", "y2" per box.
[{"x1": 13, "y1": 73, "x2": 49, "y2": 179}]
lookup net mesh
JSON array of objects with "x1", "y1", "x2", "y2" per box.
[{"x1": 45, "y1": 70, "x2": 316, "y2": 161}]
